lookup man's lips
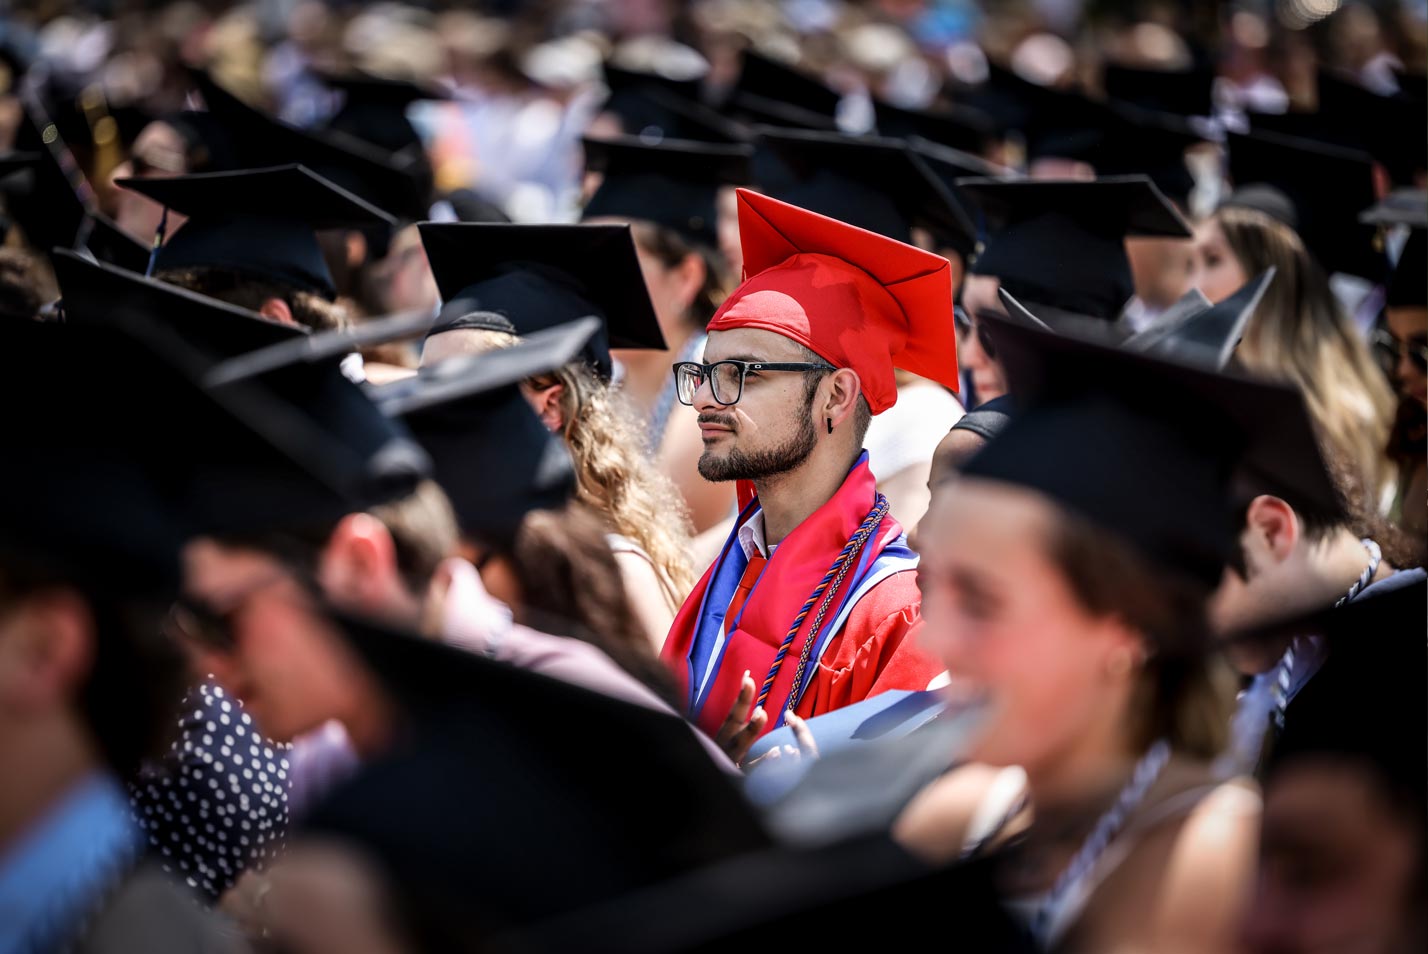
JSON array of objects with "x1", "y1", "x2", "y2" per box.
[{"x1": 698, "y1": 415, "x2": 735, "y2": 439}]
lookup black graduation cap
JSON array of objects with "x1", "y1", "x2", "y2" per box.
[
  {"x1": 956, "y1": 62, "x2": 1035, "y2": 137},
  {"x1": 871, "y1": 98, "x2": 997, "y2": 156},
  {"x1": 964, "y1": 305, "x2": 1340, "y2": 589},
  {"x1": 5, "y1": 103, "x2": 144, "y2": 270},
  {"x1": 727, "y1": 51, "x2": 842, "y2": 131},
  {"x1": 208, "y1": 309, "x2": 436, "y2": 386},
  {"x1": 752, "y1": 128, "x2": 977, "y2": 255},
  {"x1": 581, "y1": 134, "x2": 752, "y2": 248},
  {"x1": 957, "y1": 175, "x2": 1192, "y2": 322},
  {"x1": 0, "y1": 318, "x2": 190, "y2": 597},
  {"x1": 52, "y1": 250, "x2": 429, "y2": 534},
  {"x1": 117, "y1": 164, "x2": 395, "y2": 299},
  {"x1": 1361, "y1": 190, "x2": 1428, "y2": 308},
  {"x1": 1020, "y1": 84, "x2": 1112, "y2": 165},
  {"x1": 600, "y1": 62, "x2": 738, "y2": 143},
  {"x1": 1266, "y1": 576, "x2": 1426, "y2": 809},
  {"x1": 1091, "y1": 103, "x2": 1205, "y2": 206},
  {"x1": 419, "y1": 221, "x2": 665, "y2": 379},
  {"x1": 1121, "y1": 268, "x2": 1276, "y2": 369},
  {"x1": 1102, "y1": 64, "x2": 1216, "y2": 118},
  {"x1": 604, "y1": 79, "x2": 752, "y2": 145},
  {"x1": 495, "y1": 837, "x2": 1032, "y2": 953},
  {"x1": 374, "y1": 318, "x2": 597, "y2": 549},
  {"x1": 300, "y1": 607, "x2": 772, "y2": 948},
  {"x1": 193, "y1": 69, "x2": 432, "y2": 223},
  {"x1": 1225, "y1": 129, "x2": 1384, "y2": 281},
  {"x1": 316, "y1": 70, "x2": 449, "y2": 156}
]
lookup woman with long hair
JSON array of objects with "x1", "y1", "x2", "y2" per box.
[
  {"x1": 893, "y1": 315, "x2": 1286, "y2": 953},
  {"x1": 1192, "y1": 203, "x2": 1397, "y2": 499}
]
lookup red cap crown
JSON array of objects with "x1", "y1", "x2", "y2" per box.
[{"x1": 708, "y1": 188, "x2": 958, "y2": 414}]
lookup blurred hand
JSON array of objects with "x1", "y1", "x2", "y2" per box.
[
  {"x1": 715, "y1": 670, "x2": 768, "y2": 765},
  {"x1": 235, "y1": 842, "x2": 412, "y2": 954},
  {"x1": 744, "y1": 711, "x2": 820, "y2": 772}
]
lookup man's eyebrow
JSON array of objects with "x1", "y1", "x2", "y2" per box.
[{"x1": 714, "y1": 354, "x2": 770, "y2": 363}]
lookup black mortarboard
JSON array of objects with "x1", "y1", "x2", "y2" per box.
[
  {"x1": 600, "y1": 62, "x2": 729, "y2": 142},
  {"x1": 727, "y1": 51, "x2": 842, "y2": 131},
  {"x1": 497, "y1": 838, "x2": 1032, "y2": 953},
  {"x1": 316, "y1": 70, "x2": 448, "y2": 156},
  {"x1": 0, "y1": 318, "x2": 189, "y2": 596},
  {"x1": 1225, "y1": 129, "x2": 1383, "y2": 281},
  {"x1": 602, "y1": 78, "x2": 750, "y2": 145},
  {"x1": 1019, "y1": 84, "x2": 1111, "y2": 165},
  {"x1": 302, "y1": 608, "x2": 771, "y2": 948},
  {"x1": 958, "y1": 62, "x2": 1035, "y2": 136},
  {"x1": 752, "y1": 128, "x2": 977, "y2": 255},
  {"x1": 952, "y1": 393, "x2": 1015, "y2": 440},
  {"x1": 872, "y1": 98, "x2": 997, "y2": 156},
  {"x1": 958, "y1": 175, "x2": 1192, "y2": 322},
  {"x1": 1314, "y1": 70, "x2": 1425, "y2": 187},
  {"x1": 420, "y1": 222, "x2": 665, "y2": 379},
  {"x1": 1266, "y1": 577, "x2": 1426, "y2": 810},
  {"x1": 1121, "y1": 268, "x2": 1275, "y2": 369},
  {"x1": 193, "y1": 69, "x2": 432, "y2": 223},
  {"x1": 581, "y1": 135, "x2": 752, "y2": 248},
  {"x1": 53, "y1": 250, "x2": 429, "y2": 534},
  {"x1": 375, "y1": 319, "x2": 597, "y2": 548},
  {"x1": 118, "y1": 164, "x2": 395, "y2": 299},
  {"x1": 1361, "y1": 189, "x2": 1427, "y2": 307},
  {"x1": 1103, "y1": 64, "x2": 1216, "y2": 117},
  {"x1": 964, "y1": 306, "x2": 1340, "y2": 588},
  {"x1": 208, "y1": 309, "x2": 436, "y2": 386},
  {"x1": 5, "y1": 103, "x2": 144, "y2": 270},
  {"x1": 1091, "y1": 103, "x2": 1204, "y2": 206}
]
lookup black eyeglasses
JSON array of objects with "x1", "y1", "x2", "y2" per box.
[
  {"x1": 1373, "y1": 328, "x2": 1428, "y2": 373},
  {"x1": 672, "y1": 359, "x2": 835, "y2": 406},
  {"x1": 166, "y1": 569, "x2": 294, "y2": 651}
]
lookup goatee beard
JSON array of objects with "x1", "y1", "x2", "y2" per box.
[{"x1": 698, "y1": 414, "x2": 818, "y2": 482}]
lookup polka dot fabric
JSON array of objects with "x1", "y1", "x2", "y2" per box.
[{"x1": 129, "y1": 681, "x2": 292, "y2": 902}]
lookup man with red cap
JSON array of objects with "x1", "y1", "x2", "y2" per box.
[{"x1": 662, "y1": 189, "x2": 956, "y2": 761}]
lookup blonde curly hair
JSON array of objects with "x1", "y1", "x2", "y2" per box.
[{"x1": 529, "y1": 362, "x2": 699, "y2": 602}]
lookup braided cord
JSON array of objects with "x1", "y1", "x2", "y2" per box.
[
  {"x1": 1334, "y1": 538, "x2": 1382, "y2": 608},
  {"x1": 755, "y1": 493, "x2": 890, "y2": 713},
  {"x1": 1031, "y1": 739, "x2": 1172, "y2": 946}
]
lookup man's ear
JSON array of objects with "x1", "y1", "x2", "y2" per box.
[
  {"x1": 821, "y1": 368, "x2": 863, "y2": 429},
  {"x1": 674, "y1": 251, "x2": 708, "y2": 312},
  {"x1": 1244, "y1": 495, "x2": 1299, "y2": 564},
  {"x1": 257, "y1": 297, "x2": 297, "y2": 327},
  {"x1": 0, "y1": 589, "x2": 94, "y2": 714},
  {"x1": 319, "y1": 513, "x2": 400, "y2": 611}
]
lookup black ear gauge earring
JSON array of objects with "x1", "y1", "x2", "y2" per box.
[{"x1": 827, "y1": 417, "x2": 834, "y2": 434}]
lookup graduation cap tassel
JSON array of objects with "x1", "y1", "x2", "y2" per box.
[{"x1": 146, "y1": 205, "x2": 169, "y2": 278}]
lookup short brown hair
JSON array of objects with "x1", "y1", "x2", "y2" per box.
[
  {"x1": 1046, "y1": 506, "x2": 1235, "y2": 760},
  {"x1": 157, "y1": 266, "x2": 347, "y2": 332},
  {"x1": 0, "y1": 247, "x2": 57, "y2": 322}
]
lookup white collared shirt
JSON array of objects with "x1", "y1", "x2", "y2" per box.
[{"x1": 737, "y1": 507, "x2": 773, "y2": 560}]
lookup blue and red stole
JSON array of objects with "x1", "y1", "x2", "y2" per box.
[{"x1": 662, "y1": 452, "x2": 917, "y2": 739}]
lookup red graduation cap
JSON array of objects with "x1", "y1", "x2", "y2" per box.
[{"x1": 709, "y1": 188, "x2": 958, "y2": 414}]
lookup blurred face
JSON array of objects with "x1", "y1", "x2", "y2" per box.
[
  {"x1": 958, "y1": 274, "x2": 1009, "y2": 404},
  {"x1": 693, "y1": 328, "x2": 821, "y2": 483},
  {"x1": 178, "y1": 540, "x2": 378, "y2": 744},
  {"x1": 916, "y1": 479, "x2": 1140, "y2": 769},
  {"x1": 1127, "y1": 236, "x2": 1196, "y2": 311},
  {"x1": 1193, "y1": 218, "x2": 1250, "y2": 304},
  {"x1": 110, "y1": 120, "x2": 189, "y2": 243},
  {"x1": 1244, "y1": 758, "x2": 1425, "y2": 954},
  {"x1": 370, "y1": 225, "x2": 439, "y2": 315},
  {"x1": 1385, "y1": 306, "x2": 1428, "y2": 409}
]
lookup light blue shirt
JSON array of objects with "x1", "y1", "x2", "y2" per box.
[{"x1": 0, "y1": 773, "x2": 144, "y2": 954}]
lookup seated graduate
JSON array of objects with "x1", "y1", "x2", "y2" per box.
[
  {"x1": 417, "y1": 222, "x2": 698, "y2": 652},
  {"x1": 661, "y1": 189, "x2": 953, "y2": 762},
  {"x1": 0, "y1": 318, "x2": 251, "y2": 951},
  {"x1": 896, "y1": 305, "x2": 1341, "y2": 952},
  {"x1": 1238, "y1": 580, "x2": 1426, "y2": 954}
]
